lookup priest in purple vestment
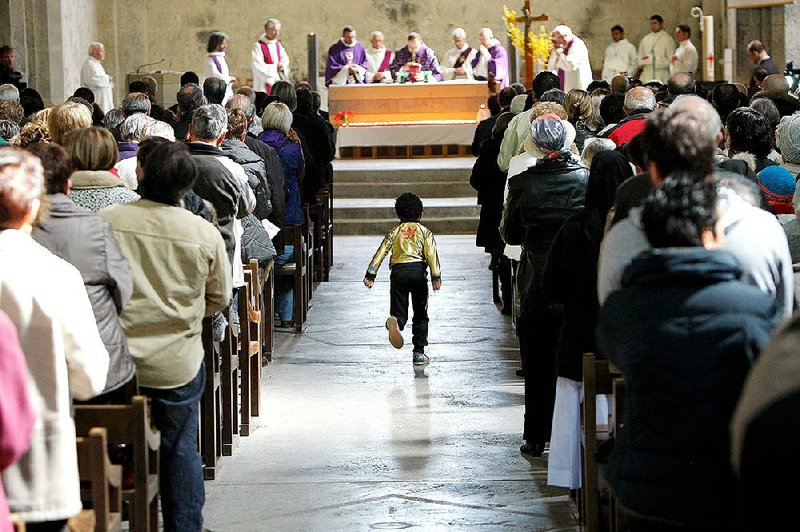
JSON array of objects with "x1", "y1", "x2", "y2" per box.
[
  {"x1": 389, "y1": 32, "x2": 442, "y2": 82},
  {"x1": 472, "y1": 28, "x2": 509, "y2": 89},
  {"x1": 326, "y1": 26, "x2": 369, "y2": 86}
]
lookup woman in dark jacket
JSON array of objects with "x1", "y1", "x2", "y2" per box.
[
  {"x1": 597, "y1": 177, "x2": 779, "y2": 529},
  {"x1": 541, "y1": 149, "x2": 632, "y2": 488},
  {"x1": 501, "y1": 117, "x2": 589, "y2": 457},
  {"x1": 29, "y1": 143, "x2": 136, "y2": 401},
  {"x1": 259, "y1": 102, "x2": 305, "y2": 227}
]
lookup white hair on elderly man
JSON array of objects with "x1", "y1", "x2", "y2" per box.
[
  {"x1": 0, "y1": 84, "x2": 19, "y2": 102},
  {"x1": 120, "y1": 114, "x2": 155, "y2": 142},
  {"x1": 191, "y1": 104, "x2": 228, "y2": 140}
]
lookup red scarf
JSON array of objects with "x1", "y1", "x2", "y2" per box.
[
  {"x1": 259, "y1": 40, "x2": 282, "y2": 65},
  {"x1": 454, "y1": 47, "x2": 473, "y2": 68}
]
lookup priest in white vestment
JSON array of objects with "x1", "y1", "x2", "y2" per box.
[
  {"x1": 203, "y1": 32, "x2": 235, "y2": 104},
  {"x1": 547, "y1": 25, "x2": 592, "y2": 92},
  {"x1": 637, "y1": 15, "x2": 673, "y2": 82},
  {"x1": 80, "y1": 42, "x2": 114, "y2": 113},
  {"x1": 365, "y1": 31, "x2": 393, "y2": 83},
  {"x1": 670, "y1": 24, "x2": 699, "y2": 76},
  {"x1": 441, "y1": 28, "x2": 477, "y2": 81},
  {"x1": 251, "y1": 18, "x2": 290, "y2": 93},
  {"x1": 602, "y1": 25, "x2": 638, "y2": 82}
]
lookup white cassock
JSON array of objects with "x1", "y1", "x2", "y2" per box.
[
  {"x1": 203, "y1": 51, "x2": 235, "y2": 104},
  {"x1": 601, "y1": 38, "x2": 638, "y2": 82},
  {"x1": 80, "y1": 56, "x2": 114, "y2": 113},
  {"x1": 547, "y1": 37, "x2": 592, "y2": 92},
  {"x1": 365, "y1": 46, "x2": 393, "y2": 83},
  {"x1": 441, "y1": 44, "x2": 477, "y2": 81},
  {"x1": 637, "y1": 30, "x2": 673, "y2": 82},
  {"x1": 251, "y1": 34, "x2": 290, "y2": 93},
  {"x1": 670, "y1": 39, "x2": 699, "y2": 75}
]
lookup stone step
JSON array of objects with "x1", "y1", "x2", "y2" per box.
[
  {"x1": 335, "y1": 181, "x2": 476, "y2": 198},
  {"x1": 333, "y1": 157, "x2": 475, "y2": 184},
  {"x1": 336, "y1": 216, "x2": 478, "y2": 236},
  {"x1": 334, "y1": 197, "x2": 480, "y2": 220}
]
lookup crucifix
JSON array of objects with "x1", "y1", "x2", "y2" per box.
[{"x1": 518, "y1": 0, "x2": 549, "y2": 86}]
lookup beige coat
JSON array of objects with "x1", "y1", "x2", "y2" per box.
[
  {"x1": 100, "y1": 200, "x2": 232, "y2": 389},
  {"x1": 0, "y1": 229, "x2": 109, "y2": 522}
]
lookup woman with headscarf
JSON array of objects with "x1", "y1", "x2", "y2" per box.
[
  {"x1": 500, "y1": 117, "x2": 589, "y2": 457},
  {"x1": 541, "y1": 150, "x2": 633, "y2": 488}
]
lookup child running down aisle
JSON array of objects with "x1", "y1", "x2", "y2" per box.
[{"x1": 363, "y1": 193, "x2": 442, "y2": 366}]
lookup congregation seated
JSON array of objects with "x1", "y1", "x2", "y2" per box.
[
  {"x1": 0, "y1": 148, "x2": 109, "y2": 530},
  {"x1": 64, "y1": 126, "x2": 140, "y2": 211},
  {"x1": 30, "y1": 143, "x2": 136, "y2": 403},
  {"x1": 100, "y1": 142, "x2": 231, "y2": 530}
]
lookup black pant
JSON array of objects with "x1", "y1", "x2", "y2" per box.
[
  {"x1": 519, "y1": 311, "x2": 562, "y2": 445},
  {"x1": 390, "y1": 263, "x2": 429, "y2": 352}
]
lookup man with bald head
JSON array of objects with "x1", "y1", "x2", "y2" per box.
[
  {"x1": 441, "y1": 28, "x2": 477, "y2": 81},
  {"x1": 365, "y1": 31, "x2": 393, "y2": 83},
  {"x1": 80, "y1": 42, "x2": 114, "y2": 113},
  {"x1": 546, "y1": 25, "x2": 592, "y2": 91},
  {"x1": 471, "y1": 28, "x2": 509, "y2": 88},
  {"x1": 600, "y1": 86, "x2": 655, "y2": 146}
]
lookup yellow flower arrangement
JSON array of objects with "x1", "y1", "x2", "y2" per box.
[{"x1": 503, "y1": 5, "x2": 552, "y2": 65}]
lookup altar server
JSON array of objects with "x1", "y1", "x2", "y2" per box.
[
  {"x1": 670, "y1": 23, "x2": 698, "y2": 76},
  {"x1": 441, "y1": 28, "x2": 477, "y2": 81},
  {"x1": 80, "y1": 42, "x2": 114, "y2": 113},
  {"x1": 637, "y1": 15, "x2": 673, "y2": 82},
  {"x1": 366, "y1": 31, "x2": 394, "y2": 83},
  {"x1": 602, "y1": 25, "x2": 638, "y2": 82},
  {"x1": 326, "y1": 26, "x2": 369, "y2": 86},
  {"x1": 472, "y1": 28, "x2": 509, "y2": 89},
  {"x1": 547, "y1": 25, "x2": 592, "y2": 92},
  {"x1": 252, "y1": 18, "x2": 290, "y2": 94}
]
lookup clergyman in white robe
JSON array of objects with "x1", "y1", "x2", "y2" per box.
[{"x1": 80, "y1": 45, "x2": 114, "y2": 113}]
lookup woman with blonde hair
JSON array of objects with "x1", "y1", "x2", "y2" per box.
[
  {"x1": 65, "y1": 127, "x2": 139, "y2": 211},
  {"x1": 563, "y1": 89, "x2": 596, "y2": 151},
  {"x1": 47, "y1": 101, "x2": 92, "y2": 145}
]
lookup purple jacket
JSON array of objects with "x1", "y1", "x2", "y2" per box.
[
  {"x1": 258, "y1": 129, "x2": 305, "y2": 226},
  {"x1": 117, "y1": 141, "x2": 139, "y2": 161}
]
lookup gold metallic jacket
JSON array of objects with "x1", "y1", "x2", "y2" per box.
[{"x1": 365, "y1": 222, "x2": 441, "y2": 280}]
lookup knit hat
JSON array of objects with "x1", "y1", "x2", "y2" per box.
[
  {"x1": 758, "y1": 165, "x2": 796, "y2": 214},
  {"x1": 776, "y1": 113, "x2": 800, "y2": 164}
]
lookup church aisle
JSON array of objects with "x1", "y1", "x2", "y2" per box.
[{"x1": 202, "y1": 235, "x2": 577, "y2": 531}]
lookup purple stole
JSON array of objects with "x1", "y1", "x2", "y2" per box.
[
  {"x1": 378, "y1": 50, "x2": 392, "y2": 72},
  {"x1": 557, "y1": 39, "x2": 574, "y2": 90},
  {"x1": 210, "y1": 55, "x2": 223, "y2": 73},
  {"x1": 454, "y1": 47, "x2": 473, "y2": 68},
  {"x1": 259, "y1": 41, "x2": 283, "y2": 94}
]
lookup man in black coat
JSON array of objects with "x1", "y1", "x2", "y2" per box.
[
  {"x1": 293, "y1": 87, "x2": 335, "y2": 200},
  {"x1": 597, "y1": 176, "x2": 779, "y2": 529},
  {"x1": 174, "y1": 83, "x2": 205, "y2": 142},
  {"x1": 747, "y1": 40, "x2": 780, "y2": 94}
]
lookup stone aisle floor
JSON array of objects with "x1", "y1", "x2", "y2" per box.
[{"x1": 203, "y1": 235, "x2": 578, "y2": 531}]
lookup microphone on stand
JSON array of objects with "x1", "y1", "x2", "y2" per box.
[{"x1": 136, "y1": 58, "x2": 165, "y2": 74}]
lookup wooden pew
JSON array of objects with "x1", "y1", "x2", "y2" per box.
[
  {"x1": 239, "y1": 260, "x2": 263, "y2": 435},
  {"x1": 200, "y1": 316, "x2": 222, "y2": 480},
  {"x1": 76, "y1": 427, "x2": 123, "y2": 532},
  {"x1": 261, "y1": 259, "x2": 275, "y2": 364},
  {"x1": 219, "y1": 305, "x2": 239, "y2": 455},
  {"x1": 275, "y1": 225, "x2": 308, "y2": 333},
  {"x1": 303, "y1": 205, "x2": 315, "y2": 306},
  {"x1": 74, "y1": 396, "x2": 160, "y2": 532},
  {"x1": 581, "y1": 353, "x2": 617, "y2": 532}
]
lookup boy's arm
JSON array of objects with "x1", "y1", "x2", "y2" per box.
[
  {"x1": 423, "y1": 229, "x2": 442, "y2": 281},
  {"x1": 365, "y1": 227, "x2": 397, "y2": 280}
]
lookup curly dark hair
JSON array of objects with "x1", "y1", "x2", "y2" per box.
[
  {"x1": 395, "y1": 192, "x2": 423, "y2": 222},
  {"x1": 726, "y1": 107, "x2": 773, "y2": 158},
  {"x1": 642, "y1": 174, "x2": 718, "y2": 248}
]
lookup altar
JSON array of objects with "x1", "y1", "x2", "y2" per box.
[{"x1": 328, "y1": 81, "x2": 489, "y2": 158}]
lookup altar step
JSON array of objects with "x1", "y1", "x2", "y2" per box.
[{"x1": 332, "y1": 158, "x2": 479, "y2": 235}]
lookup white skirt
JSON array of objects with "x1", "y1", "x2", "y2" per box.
[{"x1": 547, "y1": 377, "x2": 610, "y2": 489}]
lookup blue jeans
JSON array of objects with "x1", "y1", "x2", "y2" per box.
[
  {"x1": 274, "y1": 245, "x2": 294, "y2": 322},
  {"x1": 140, "y1": 365, "x2": 206, "y2": 532}
]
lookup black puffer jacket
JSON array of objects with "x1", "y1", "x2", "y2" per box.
[
  {"x1": 597, "y1": 249, "x2": 779, "y2": 527},
  {"x1": 501, "y1": 157, "x2": 588, "y2": 313}
]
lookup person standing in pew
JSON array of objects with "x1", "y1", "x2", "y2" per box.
[
  {"x1": 0, "y1": 148, "x2": 109, "y2": 532},
  {"x1": 101, "y1": 142, "x2": 231, "y2": 532}
]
